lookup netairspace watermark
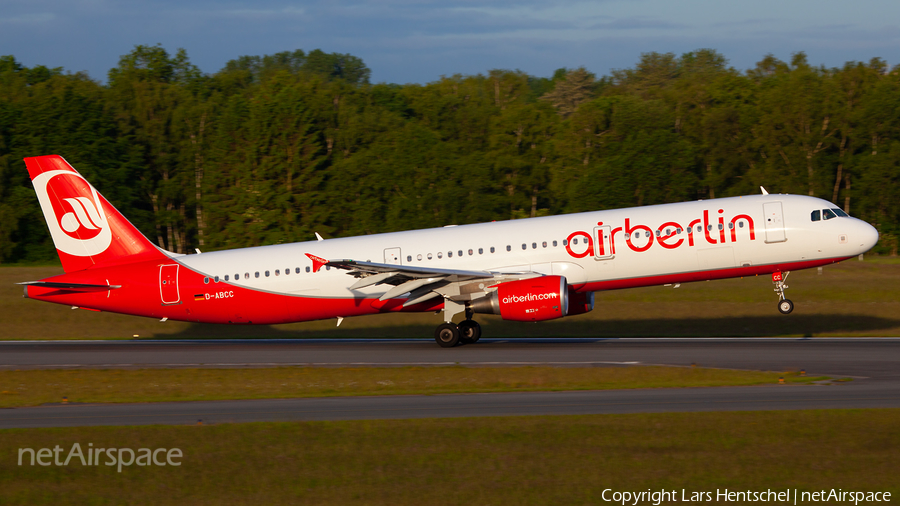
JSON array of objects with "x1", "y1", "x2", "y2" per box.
[
  {"x1": 18, "y1": 444, "x2": 181, "y2": 473},
  {"x1": 602, "y1": 489, "x2": 891, "y2": 505}
]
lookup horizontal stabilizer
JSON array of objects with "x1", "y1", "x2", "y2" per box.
[{"x1": 18, "y1": 281, "x2": 121, "y2": 291}]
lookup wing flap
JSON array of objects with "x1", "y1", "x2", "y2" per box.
[
  {"x1": 324, "y1": 258, "x2": 497, "y2": 281},
  {"x1": 349, "y1": 271, "x2": 398, "y2": 290},
  {"x1": 379, "y1": 278, "x2": 445, "y2": 301}
]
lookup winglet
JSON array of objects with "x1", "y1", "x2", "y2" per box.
[{"x1": 305, "y1": 253, "x2": 328, "y2": 273}]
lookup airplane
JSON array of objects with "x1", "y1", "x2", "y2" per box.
[{"x1": 19, "y1": 155, "x2": 879, "y2": 347}]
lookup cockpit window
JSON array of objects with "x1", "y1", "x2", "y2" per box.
[
  {"x1": 822, "y1": 209, "x2": 837, "y2": 220},
  {"x1": 832, "y1": 208, "x2": 849, "y2": 217},
  {"x1": 811, "y1": 210, "x2": 821, "y2": 222}
]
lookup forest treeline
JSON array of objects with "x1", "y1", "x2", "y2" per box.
[{"x1": 1, "y1": 45, "x2": 899, "y2": 263}]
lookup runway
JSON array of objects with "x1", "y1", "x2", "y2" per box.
[
  {"x1": 2, "y1": 380, "x2": 899, "y2": 429},
  {"x1": 1, "y1": 338, "x2": 899, "y2": 428},
  {"x1": 2, "y1": 337, "x2": 900, "y2": 378}
]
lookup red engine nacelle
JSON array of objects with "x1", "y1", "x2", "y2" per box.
[
  {"x1": 470, "y1": 276, "x2": 568, "y2": 322},
  {"x1": 566, "y1": 288, "x2": 594, "y2": 316}
]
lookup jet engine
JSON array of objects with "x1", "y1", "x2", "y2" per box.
[
  {"x1": 566, "y1": 288, "x2": 594, "y2": 316},
  {"x1": 469, "y1": 276, "x2": 568, "y2": 322}
]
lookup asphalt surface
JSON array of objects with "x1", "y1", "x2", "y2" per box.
[
  {"x1": 2, "y1": 337, "x2": 900, "y2": 378},
  {"x1": 1, "y1": 338, "x2": 898, "y2": 428}
]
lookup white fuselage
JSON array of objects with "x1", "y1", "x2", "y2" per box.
[{"x1": 177, "y1": 194, "x2": 878, "y2": 299}]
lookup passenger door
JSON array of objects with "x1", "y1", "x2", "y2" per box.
[
  {"x1": 159, "y1": 264, "x2": 180, "y2": 304},
  {"x1": 592, "y1": 225, "x2": 614, "y2": 259},
  {"x1": 763, "y1": 202, "x2": 787, "y2": 243}
]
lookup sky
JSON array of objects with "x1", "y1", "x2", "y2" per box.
[{"x1": 2, "y1": 0, "x2": 899, "y2": 84}]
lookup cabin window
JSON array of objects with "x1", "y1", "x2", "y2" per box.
[
  {"x1": 522, "y1": 243, "x2": 527, "y2": 250},
  {"x1": 407, "y1": 255, "x2": 412, "y2": 262},
  {"x1": 490, "y1": 247, "x2": 495, "y2": 253},
  {"x1": 552, "y1": 240, "x2": 558, "y2": 247},
  {"x1": 563, "y1": 239, "x2": 568, "y2": 246},
  {"x1": 832, "y1": 208, "x2": 848, "y2": 217},
  {"x1": 417, "y1": 254, "x2": 423, "y2": 261},
  {"x1": 728, "y1": 223, "x2": 734, "y2": 230},
  {"x1": 506, "y1": 245, "x2": 512, "y2": 252},
  {"x1": 478, "y1": 248, "x2": 483, "y2": 254},
  {"x1": 448, "y1": 251, "x2": 453, "y2": 258},
  {"x1": 707, "y1": 225, "x2": 713, "y2": 231},
  {"x1": 285, "y1": 268, "x2": 290, "y2": 276},
  {"x1": 265, "y1": 271, "x2": 270, "y2": 277},
  {"x1": 542, "y1": 241, "x2": 547, "y2": 248},
  {"x1": 823, "y1": 209, "x2": 837, "y2": 220},
  {"x1": 573, "y1": 238, "x2": 579, "y2": 244},
  {"x1": 225, "y1": 275, "x2": 229, "y2": 281},
  {"x1": 739, "y1": 221, "x2": 745, "y2": 228},
  {"x1": 214, "y1": 275, "x2": 220, "y2": 282},
  {"x1": 459, "y1": 250, "x2": 463, "y2": 257},
  {"x1": 255, "y1": 272, "x2": 260, "y2": 278},
  {"x1": 655, "y1": 230, "x2": 661, "y2": 237},
  {"x1": 676, "y1": 228, "x2": 682, "y2": 234},
  {"x1": 325, "y1": 266, "x2": 331, "y2": 271},
  {"x1": 204, "y1": 277, "x2": 209, "y2": 284},
  {"x1": 305, "y1": 267, "x2": 310, "y2": 273},
  {"x1": 532, "y1": 243, "x2": 537, "y2": 249},
  {"x1": 468, "y1": 249, "x2": 473, "y2": 256},
  {"x1": 275, "y1": 270, "x2": 280, "y2": 276}
]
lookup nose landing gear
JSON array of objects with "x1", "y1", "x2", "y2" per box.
[{"x1": 773, "y1": 271, "x2": 794, "y2": 314}]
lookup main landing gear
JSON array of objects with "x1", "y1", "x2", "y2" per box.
[
  {"x1": 434, "y1": 320, "x2": 482, "y2": 348},
  {"x1": 434, "y1": 303, "x2": 482, "y2": 347},
  {"x1": 773, "y1": 271, "x2": 794, "y2": 314}
]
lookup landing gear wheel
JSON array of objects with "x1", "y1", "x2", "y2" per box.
[
  {"x1": 458, "y1": 320, "x2": 481, "y2": 344},
  {"x1": 435, "y1": 323, "x2": 460, "y2": 347},
  {"x1": 778, "y1": 299, "x2": 794, "y2": 315}
]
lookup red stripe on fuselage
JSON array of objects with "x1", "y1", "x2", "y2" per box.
[
  {"x1": 25, "y1": 256, "x2": 852, "y2": 324},
  {"x1": 24, "y1": 259, "x2": 445, "y2": 325},
  {"x1": 577, "y1": 257, "x2": 851, "y2": 292}
]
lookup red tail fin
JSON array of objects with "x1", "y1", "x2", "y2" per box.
[{"x1": 25, "y1": 155, "x2": 168, "y2": 272}]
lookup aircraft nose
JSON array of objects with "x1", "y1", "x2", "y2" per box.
[{"x1": 854, "y1": 219, "x2": 879, "y2": 253}]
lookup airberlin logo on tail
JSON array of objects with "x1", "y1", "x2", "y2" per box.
[
  {"x1": 60, "y1": 197, "x2": 104, "y2": 235},
  {"x1": 32, "y1": 170, "x2": 112, "y2": 257}
]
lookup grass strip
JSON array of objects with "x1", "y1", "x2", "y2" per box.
[
  {"x1": 0, "y1": 366, "x2": 824, "y2": 407},
  {"x1": 1, "y1": 409, "x2": 898, "y2": 505}
]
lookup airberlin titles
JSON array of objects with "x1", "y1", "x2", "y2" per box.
[{"x1": 565, "y1": 208, "x2": 756, "y2": 258}]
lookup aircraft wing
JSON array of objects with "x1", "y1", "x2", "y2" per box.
[{"x1": 305, "y1": 253, "x2": 534, "y2": 306}]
